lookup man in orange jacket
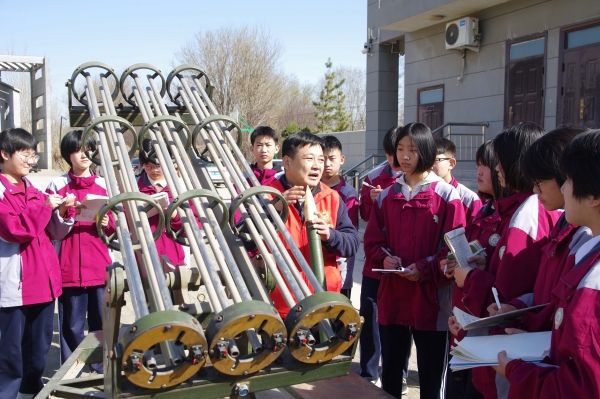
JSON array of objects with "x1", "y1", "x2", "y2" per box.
[{"x1": 268, "y1": 132, "x2": 360, "y2": 318}]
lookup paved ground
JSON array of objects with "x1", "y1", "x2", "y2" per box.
[{"x1": 30, "y1": 171, "x2": 421, "y2": 398}]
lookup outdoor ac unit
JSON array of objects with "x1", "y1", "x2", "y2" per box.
[{"x1": 445, "y1": 17, "x2": 479, "y2": 50}]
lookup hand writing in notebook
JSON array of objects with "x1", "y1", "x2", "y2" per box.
[{"x1": 487, "y1": 302, "x2": 516, "y2": 316}]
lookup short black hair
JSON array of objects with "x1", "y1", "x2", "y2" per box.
[
  {"x1": 476, "y1": 139, "x2": 503, "y2": 200},
  {"x1": 139, "y1": 138, "x2": 159, "y2": 165},
  {"x1": 435, "y1": 137, "x2": 456, "y2": 156},
  {"x1": 281, "y1": 132, "x2": 323, "y2": 159},
  {"x1": 250, "y1": 126, "x2": 279, "y2": 145},
  {"x1": 493, "y1": 122, "x2": 544, "y2": 192},
  {"x1": 322, "y1": 135, "x2": 343, "y2": 152},
  {"x1": 523, "y1": 127, "x2": 585, "y2": 186},
  {"x1": 383, "y1": 126, "x2": 399, "y2": 155},
  {"x1": 393, "y1": 122, "x2": 436, "y2": 173},
  {"x1": 0, "y1": 128, "x2": 37, "y2": 163},
  {"x1": 562, "y1": 129, "x2": 600, "y2": 199},
  {"x1": 60, "y1": 129, "x2": 96, "y2": 167}
]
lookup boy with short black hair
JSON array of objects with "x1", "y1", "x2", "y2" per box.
[
  {"x1": 250, "y1": 126, "x2": 280, "y2": 185},
  {"x1": 268, "y1": 132, "x2": 360, "y2": 317},
  {"x1": 496, "y1": 129, "x2": 600, "y2": 398},
  {"x1": 433, "y1": 137, "x2": 482, "y2": 222},
  {"x1": 321, "y1": 135, "x2": 359, "y2": 298}
]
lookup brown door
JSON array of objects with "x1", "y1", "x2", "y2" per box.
[
  {"x1": 558, "y1": 22, "x2": 600, "y2": 128},
  {"x1": 418, "y1": 85, "x2": 444, "y2": 130},
  {"x1": 505, "y1": 36, "x2": 546, "y2": 127}
]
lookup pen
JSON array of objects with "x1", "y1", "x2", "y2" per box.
[
  {"x1": 381, "y1": 247, "x2": 403, "y2": 270},
  {"x1": 362, "y1": 181, "x2": 376, "y2": 189},
  {"x1": 492, "y1": 287, "x2": 502, "y2": 312}
]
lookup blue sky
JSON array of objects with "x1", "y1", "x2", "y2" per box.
[{"x1": 0, "y1": 0, "x2": 366, "y2": 115}]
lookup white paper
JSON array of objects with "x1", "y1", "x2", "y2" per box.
[
  {"x1": 75, "y1": 194, "x2": 108, "y2": 222},
  {"x1": 453, "y1": 304, "x2": 548, "y2": 331},
  {"x1": 449, "y1": 331, "x2": 551, "y2": 370},
  {"x1": 444, "y1": 227, "x2": 475, "y2": 269}
]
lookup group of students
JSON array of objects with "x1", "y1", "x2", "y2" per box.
[
  {"x1": 0, "y1": 128, "x2": 186, "y2": 399},
  {"x1": 358, "y1": 122, "x2": 600, "y2": 399},
  {"x1": 2, "y1": 120, "x2": 599, "y2": 399}
]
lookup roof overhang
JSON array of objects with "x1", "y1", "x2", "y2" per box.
[{"x1": 379, "y1": 0, "x2": 512, "y2": 32}]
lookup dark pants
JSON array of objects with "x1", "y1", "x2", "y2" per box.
[
  {"x1": 0, "y1": 301, "x2": 55, "y2": 398},
  {"x1": 446, "y1": 368, "x2": 484, "y2": 399},
  {"x1": 359, "y1": 276, "x2": 381, "y2": 381},
  {"x1": 380, "y1": 325, "x2": 447, "y2": 399},
  {"x1": 58, "y1": 286, "x2": 104, "y2": 370},
  {"x1": 359, "y1": 276, "x2": 411, "y2": 383}
]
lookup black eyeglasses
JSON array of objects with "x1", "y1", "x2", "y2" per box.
[{"x1": 434, "y1": 157, "x2": 452, "y2": 163}]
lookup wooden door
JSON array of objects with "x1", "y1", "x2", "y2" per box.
[
  {"x1": 505, "y1": 36, "x2": 546, "y2": 127},
  {"x1": 417, "y1": 85, "x2": 444, "y2": 130},
  {"x1": 559, "y1": 22, "x2": 600, "y2": 128}
]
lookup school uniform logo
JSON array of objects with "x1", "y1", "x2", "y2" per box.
[
  {"x1": 433, "y1": 215, "x2": 439, "y2": 224},
  {"x1": 498, "y1": 245, "x2": 506, "y2": 260},
  {"x1": 488, "y1": 233, "x2": 500, "y2": 247},
  {"x1": 554, "y1": 307, "x2": 564, "y2": 329}
]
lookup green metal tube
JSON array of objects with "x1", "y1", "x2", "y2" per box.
[{"x1": 306, "y1": 222, "x2": 326, "y2": 290}]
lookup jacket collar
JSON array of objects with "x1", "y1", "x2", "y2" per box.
[
  {"x1": 494, "y1": 192, "x2": 530, "y2": 218},
  {"x1": 68, "y1": 170, "x2": 97, "y2": 189}
]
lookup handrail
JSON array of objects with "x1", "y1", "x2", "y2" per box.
[
  {"x1": 342, "y1": 154, "x2": 386, "y2": 177},
  {"x1": 432, "y1": 122, "x2": 489, "y2": 137}
]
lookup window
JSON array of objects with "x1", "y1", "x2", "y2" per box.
[{"x1": 417, "y1": 85, "x2": 444, "y2": 130}]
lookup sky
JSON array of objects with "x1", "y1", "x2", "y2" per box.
[{"x1": 0, "y1": 0, "x2": 367, "y2": 116}]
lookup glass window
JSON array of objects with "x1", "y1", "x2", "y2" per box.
[
  {"x1": 510, "y1": 37, "x2": 545, "y2": 60},
  {"x1": 567, "y1": 25, "x2": 600, "y2": 49},
  {"x1": 419, "y1": 87, "x2": 443, "y2": 104}
]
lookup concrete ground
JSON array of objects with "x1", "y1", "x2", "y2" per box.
[{"x1": 29, "y1": 171, "x2": 421, "y2": 398}]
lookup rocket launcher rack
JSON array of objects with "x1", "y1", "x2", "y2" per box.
[{"x1": 37, "y1": 62, "x2": 362, "y2": 399}]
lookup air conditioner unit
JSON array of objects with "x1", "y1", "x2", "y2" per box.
[{"x1": 445, "y1": 17, "x2": 479, "y2": 50}]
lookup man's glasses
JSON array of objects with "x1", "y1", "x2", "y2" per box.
[
  {"x1": 16, "y1": 152, "x2": 40, "y2": 164},
  {"x1": 434, "y1": 157, "x2": 452, "y2": 163}
]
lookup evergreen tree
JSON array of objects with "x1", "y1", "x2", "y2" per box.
[{"x1": 313, "y1": 59, "x2": 350, "y2": 132}]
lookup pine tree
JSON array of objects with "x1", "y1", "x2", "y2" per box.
[{"x1": 313, "y1": 59, "x2": 350, "y2": 132}]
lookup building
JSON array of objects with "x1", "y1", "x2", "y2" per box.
[{"x1": 365, "y1": 0, "x2": 600, "y2": 161}]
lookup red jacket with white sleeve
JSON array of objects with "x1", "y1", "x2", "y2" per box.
[
  {"x1": 46, "y1": 172, "x2": 114, "y2": 288},
  {"x1": 462, "y1": 193, "x2": 561, "y2": 318},
  {"x1": 505, "y1": 235, "x2": 600, "y2": 399},
  {"x1": 364, "y1": 173, "x2": 466, "y2": 330},
  {"x1": 449, "y1": 176, "x2": 483, "y2": 224},
  {"x1": 0, "y1": 174, "x2": 61, "y2": 307}
]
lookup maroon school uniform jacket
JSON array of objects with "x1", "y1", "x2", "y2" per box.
[
  {"x1": 137, "y1": 173, "x2": 185, "y2": 266},
  {"x1": 449, "y1": 176, "x2": 482, "y2": 224},
  {"x1": 46, "y1": 172, "x2": 114, "y2": 287},
  {"x1": 0, "y1": 174, "x2": 61, "y2": 306},
  {"x1": 452, "y1": 200, "x2": 502, "y2": 325},
  {"x1": 250, "y1": 163, "x2": 278, "y2": 186},
  {"x1": 462, "y1": 193, "x2": 561, "y2": 318},
  {"x1": 360, "y1": 163, "x2": 400, "y2": 280},
  {"x1": 364, "y1": 173, "x2": 466, "y2": 330},
  {"x1": 331, "y1": 178, "x2": 359, "y2": 290},
  {"x1": 505, "y1": 235, "x2": 600, "y2": 399},
  {"x1": 511, "y1": 216, "x2": 592, "y2": 332}
]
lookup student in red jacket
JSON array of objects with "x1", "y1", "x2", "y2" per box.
[
  {"x1": 46, "y1": 130, "x2": 115, "y2": 372},
  {"x1": 444, "y1": 140, "x2": 502, "y2": 399},
  {"x1": 452, "y1": 123, "x2": 561, "y2": 399},
  {"x1": 487, "y1": 127, "x2": 591, "y2": 332},
  {"x1": 364, "y1": 122, "x2": 466, "y2": 399},
  {"x1": 321, "y1": 135, "x2": 359, "y2": 298},
  {"x1": 249, "y1": 126, "x2": 280, "y2": 185},
  {"x1": 137, "y1": 139, "x2": 186, "y2": 266},
  {"x1": 495, "y1": 129, "x2": 600, "y2": 399},
  {"x1": 0, "y1": 128, "x2": 64, "y2": 398},
  {"x1": 358, "y1": 127, "x2": 403, "y2": 386},
  {"x1": 268, "y1": 132, "x2": 359, "y2": 318},
  {"x1": 433, "y1": 137, "x2": 482, "y2": 223}
]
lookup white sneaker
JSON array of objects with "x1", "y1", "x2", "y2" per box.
[
  {"x1": 402, "y1": 377, "x2": 409, "y2": 395},
  {"x1": 373, "y1": 377, "x2": 382, "y2": 388}
]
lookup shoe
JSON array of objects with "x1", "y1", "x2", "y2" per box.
[
  {"x1": 373, "y1": 377, "x2": 382, "y2": 388},
  {"x1": 402, "y1": 377, "x2": 409, "y2": 395}
]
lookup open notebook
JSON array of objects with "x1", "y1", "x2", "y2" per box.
[
  {"x1": 453, "y1": 304, "x2": 548, "y2": 331},
  {"x1": 76, "y1": 192, "x2": 169, "y2": 222},
  {"x1": 450, "y1": 331, "x2": 551, "y2": 371}
]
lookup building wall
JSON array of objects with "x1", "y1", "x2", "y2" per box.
[
  {"x1": 403, "y1": 0, "x2": 600, "y2": 139},
  {"x1": 318, "y1": 130, "x2": 367, "y2": 171}
]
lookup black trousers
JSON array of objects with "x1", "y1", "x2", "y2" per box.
[
  {"x1": 0, "y1": 301, "x2": 55, "y2": 398},
  {"x1": 380, "y1": 324, "x2": 447, "y2": 399}
]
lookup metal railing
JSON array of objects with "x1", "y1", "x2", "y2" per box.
[
  {"x1": 432, "y1": 122, "x2": 489, "y2": 162},
  {"x1": 342, "y1": 154, "x2": 387, "y2": 191}
]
